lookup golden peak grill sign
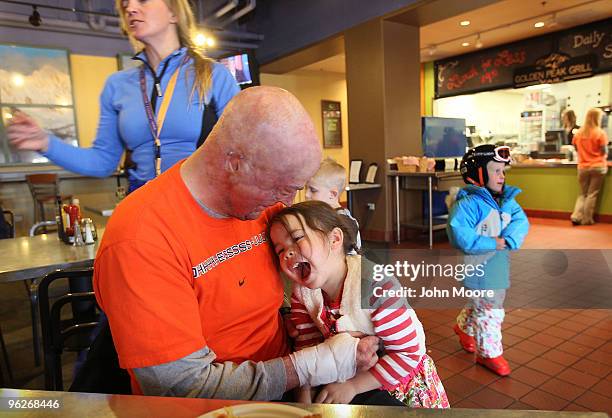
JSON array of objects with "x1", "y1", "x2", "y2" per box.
[
  {"x1": 435, "y1": 18, "x2": 611, "y2": 98},
  {"x1": 513, "y1": 53, "x2": 596, "y2": 88}
]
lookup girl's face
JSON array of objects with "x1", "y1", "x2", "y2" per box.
[
  {"x1": 121, "y1": 0, "x2": 177, "y2": 45},
  {"x1": 270, "y1": 214, "x2": 342, "y2": 290}
]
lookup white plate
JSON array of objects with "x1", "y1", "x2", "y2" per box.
[{"x1": 198, "y1": 403, "x2": 316, "y2": 418}]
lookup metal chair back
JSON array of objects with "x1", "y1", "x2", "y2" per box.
[{"x1": 38, "y1": 268, "x2": 99, "y2": 391}]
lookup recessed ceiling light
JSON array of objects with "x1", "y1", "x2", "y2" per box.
[
  {"x1": 462, "y1": 42, "x2": 470, "y2": 47},
  {"x1": 534, "y1": 21, "x2": 545, "y2": 28},
  {"x1": 460, "y1": 20, "x2": 470, "y2": 26}
]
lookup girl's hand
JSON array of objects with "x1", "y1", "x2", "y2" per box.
[
  {"x1": 295, "y1": 385, "x2": 313, "y2": 404},
  {"x1": 6, "y1": 111, "x2": 50, "y2": 152},
  {"x1": 495, "y1": 237, "x2": 506, "y2": 250},
  {"x1": 314, "y1": 381, "x2": 357, "y2": 404}
]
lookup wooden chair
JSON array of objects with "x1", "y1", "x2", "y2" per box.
[{"x1": 25, "y1": 174, "x2": 72, "y2": 225}]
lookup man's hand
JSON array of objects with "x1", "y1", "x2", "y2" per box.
[
  {"x1": 314, "y1": 381, "x2": 357, "y2": 404},
  {"x1": 355, "y1": 336, "x2": 378, "y2": 371}
]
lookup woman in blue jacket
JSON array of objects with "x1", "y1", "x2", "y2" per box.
[
  {"x1": 8, "y1": 0, "x2": 239, "y2": 192},
  {"x1": 447, "y1": 145, "x2": 529, "y2": 377}
]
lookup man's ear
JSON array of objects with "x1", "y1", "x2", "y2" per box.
[
  {"x1": 329, "y1": 227, "x2": 344, "y2": 251},
  {"x1": 225, "y1": 151, "x2": 244, "y2": 173},
  {"x1": 329, "y1": 188, "x2": 339, "y2": 200}
]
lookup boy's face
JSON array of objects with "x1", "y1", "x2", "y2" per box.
[
  {"x1": 486, "y1": 161, "x2": 506, "y2": 193},
  {"x1": 305, "y1": 178, "x2": 339, "y2": 207}
]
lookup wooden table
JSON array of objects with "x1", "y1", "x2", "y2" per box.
[
  {"x1": 0, "y1": 230, "x2": 103, "y2": 284},
  {"x1": 388, "y1": 170, "x2": 464, "y2": 248},
  {"x1": 0, "y1": 389, "x2": 607, "y2": 417}
]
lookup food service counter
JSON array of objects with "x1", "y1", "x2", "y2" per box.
[{"x1": 506, "y1": 160, "x2": 612, "y2": 219}]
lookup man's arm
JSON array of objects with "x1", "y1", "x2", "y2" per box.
[
  {"x1": 134, "y1": 334, "x2": 378, "y2": 400},
  {"x1": 134, "y1": 346, "x2": 289, "y2": 400}
]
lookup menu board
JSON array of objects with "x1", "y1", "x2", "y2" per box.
[
  {"x1": 435, "y1": 18, "x2": 611, "y2": 98},
  {"x1": 321, "y1": 100, "x2": 342, "y2": 148}
]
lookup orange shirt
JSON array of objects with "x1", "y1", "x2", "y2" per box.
[
  {"x1": 94, "y1": 162, "x2": 288, "y2": 390},
  {"x1": 573, "y1": 129, "x2": 608, "y2": 169}
]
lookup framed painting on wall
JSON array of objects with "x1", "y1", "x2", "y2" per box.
[
  {"x1": 321, "y1": 100, "x2": 342, "y2": 148},
  {"x1": 117, "y1": 53, "x2": 140, "y2": 71},
  {"x1": 0, "y1": 44, "x2": 78, "y2": 164}
]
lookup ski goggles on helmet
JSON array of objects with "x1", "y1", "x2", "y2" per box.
[{"x1": 474, "y1": 146, "x2": 512, "y2": 163}]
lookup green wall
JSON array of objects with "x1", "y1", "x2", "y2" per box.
[{"x1": 506, "y1": 167, "x2": 612, "y2": 215}]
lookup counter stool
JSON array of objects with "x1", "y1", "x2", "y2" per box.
[{"x1": 25, "y1": 174, "x2": 72, "y2": 228}]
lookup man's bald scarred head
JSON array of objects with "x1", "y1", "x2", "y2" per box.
[
  {"x1": 183, "y1": 86, "x2": 322, "y2": 220},
  {"x1": 212, "y1": 86, "x2": 320, "y2": 172}
]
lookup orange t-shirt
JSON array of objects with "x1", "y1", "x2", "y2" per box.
[
  {"x1": 94, "y1": 162, "x2": 288, "y2": 392},
  {"x1": 573, "y1": 129, "x2": 608, "y2": 169}
]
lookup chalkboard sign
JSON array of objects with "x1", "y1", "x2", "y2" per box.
[
  {"x1": 322, "y1": 100, "x2": 342, "y2": 148},
  {"x1": 435, "y1": 18, "x2": 611, "y2": 98}
]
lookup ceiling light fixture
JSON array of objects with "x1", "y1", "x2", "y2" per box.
[
  {"x1": 460, "y1": 20, "x2": 470, "y2": 26},
  {"x1": 29, "y1": 5, "x2": 41, "y2": 26},
  {"x1": 534, "y1": 21, "x2": 545, "y2": 28},
  {"x1": 428, "y1": 44, "x2": 437, "y2": 56},
  {"x1": 461, "y1": 42, "x2": 470, "y2": 47},
  {"x1": 475, "y1": 34, "x2": 483, "y2": 49}
]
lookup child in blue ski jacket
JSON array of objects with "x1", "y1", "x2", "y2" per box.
[{"x1": 446, "y1": 144, "x2": 529, "y2": 376}]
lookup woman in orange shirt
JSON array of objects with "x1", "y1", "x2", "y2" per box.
[{"x1": 571, "y1": 108, "x2": 609, "y2": 225}]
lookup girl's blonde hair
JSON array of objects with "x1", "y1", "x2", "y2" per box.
[
  {"x1": 578, "y1": 108, "x2": 603, "y2": 138},
  {"x1": 116, "y1": 0, "x2": 214, "y2": 106}
]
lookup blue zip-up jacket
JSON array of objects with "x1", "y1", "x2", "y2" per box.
[
  {"x1": 44, "y1": 47, "x2": 240, "y2": 182},
  {"x1": 447, "y1": 185, "x2": 529, "y2": 289}
]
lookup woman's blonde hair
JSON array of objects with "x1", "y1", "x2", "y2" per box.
[
  {"x1": 579, "y1": 108, "x2": 603, "y2": 137},
  {"x1": 116, "y1": 0, "x2": 213, "y2": 106}
]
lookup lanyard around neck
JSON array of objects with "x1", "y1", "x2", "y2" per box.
[{"x1": 139, "y1": 55, "x2": 188, "y2": 177}]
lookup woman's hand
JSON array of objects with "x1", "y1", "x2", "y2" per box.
[{"x1": 6, "y1": 111, "x2": 50, "y2": 152}]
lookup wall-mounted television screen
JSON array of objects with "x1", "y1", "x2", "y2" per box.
[
  {"x1": 219, "y1": 53, "x2": 253, "y2": 86},
  {"x1": 422, "y1": 116, "x2": 467, "y2": 158}
]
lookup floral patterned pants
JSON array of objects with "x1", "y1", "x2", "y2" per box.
[
  {"x1": 388, "y1": 354, "x2": 450, "y2": 408},
  {"x1": 456, "y1": 290, "x2": 507, "y2": 358}
]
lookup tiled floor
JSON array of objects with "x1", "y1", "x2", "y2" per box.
[
  {"x1": 418, "y1": 307, "x2": 611, "y2": 414},
  {"x1": 411, "y1": 218, "x2": 612, "y2": 414},
  {"x1": 0, "y1": 217, "x2": 610, "y2": 414}
]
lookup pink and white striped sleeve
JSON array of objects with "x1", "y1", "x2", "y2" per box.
[
  {"x1": 368, "y1": 280, "x2": 426, "y2": 390},
  {"x1": 290, "y1": 291, "x2": 324, "y2": 351}
]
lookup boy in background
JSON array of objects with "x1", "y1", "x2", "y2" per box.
[
  {"x1": 446, "y1": 145, "x2": 529, "y2": 376},
  {"x1": 305, "y1": 158, "x2": 361, "y2": 251}
]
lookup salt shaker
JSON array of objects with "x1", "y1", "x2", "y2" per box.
[
  {"x1": 73, "y1": 221, "x2": 85, "y2": 246},
  {"x1": 83, "y1": 219, "x2": 95, "y2": 245}
]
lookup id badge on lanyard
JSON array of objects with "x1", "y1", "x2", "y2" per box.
[{"x1": 139, "y1": 56, "x2": 188, "y2": 177}]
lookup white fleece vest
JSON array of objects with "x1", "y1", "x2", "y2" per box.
[{"x1": 295, "y1": 255, "x2": 375, "y2": 336}]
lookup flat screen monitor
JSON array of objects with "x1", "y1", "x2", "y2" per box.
[
  {"x1": 219, "y1": 53, "x2": 253, "y2": 86},
  {"x1": 422, "y1": 117, "x2": 467, "y2": 158}
]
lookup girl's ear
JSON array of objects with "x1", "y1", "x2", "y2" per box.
[{"x1": 329, "y1": 227, "x2": 344, "y2": 251}]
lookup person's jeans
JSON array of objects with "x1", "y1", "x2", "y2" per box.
[{"x1": 571, "y1": 167, "x2": 607, "y2": 225}]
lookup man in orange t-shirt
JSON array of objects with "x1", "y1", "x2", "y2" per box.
[{"x1": 94, "y1": 87, "x2": 379, "y2": 399}]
